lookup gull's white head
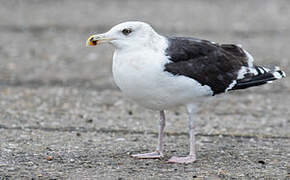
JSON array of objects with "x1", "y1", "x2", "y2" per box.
[{"x1": 86, "y1": 21, "x2": 160, "y2": 49}]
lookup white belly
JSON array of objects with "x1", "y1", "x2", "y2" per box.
[{"x1": 112, "y1": 50, "x2": 212, "y2": 110}]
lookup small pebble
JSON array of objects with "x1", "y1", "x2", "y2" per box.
[
  {"x1": 78, "y1": 114, "x2": 84, "y2": 119},
  {"x1": 128, "y1": 110, "x2": 133, "y2": 115},
  {"x1": 258, "y1": 160, "x2": 265, "y2": 165},
  {"x1": 46, "y1": 156, "x2": 54, "y2": 161},
  {"x1": 86, "y1": 119, "x2": 93, "y2": 123}
]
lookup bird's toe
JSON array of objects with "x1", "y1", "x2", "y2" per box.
[
  {"x1": 131, "y1": 151, "x2": 163, "y2": 159},
  {"x1": 167, "y1": 155, "x2": 196, "y2": 164}
]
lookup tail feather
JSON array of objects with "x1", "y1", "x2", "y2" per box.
[{"x1": 231, "y1": 66, "x2": 286, "y2": 90}]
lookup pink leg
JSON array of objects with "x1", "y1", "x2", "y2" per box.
[
  {"x1": 131, "y1": 111, "x2": 166, "y2": 159},
  {"x1": 168, "y1": 104, "x2": 197, "y2": 163}
]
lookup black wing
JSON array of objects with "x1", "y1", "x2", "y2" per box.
[{"x1": 164, "y1": 37, "x2": 250, "y2": 95}]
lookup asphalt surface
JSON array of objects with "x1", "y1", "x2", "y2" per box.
[{"x1": 0, "y1": 0, "x2": 289, "y2": 179}]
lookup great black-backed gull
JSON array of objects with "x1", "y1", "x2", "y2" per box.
[{"x1": 86, "y1": 21, "x2": 286, "y2": 164}]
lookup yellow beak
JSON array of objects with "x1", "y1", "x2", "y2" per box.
[{"x1": 86, "y1": 34, "x2": 114, "y2": 47}]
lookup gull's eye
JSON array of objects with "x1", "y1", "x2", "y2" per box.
[{"x1": 122, "y1": 28, "x2": 132, "y2": 36}]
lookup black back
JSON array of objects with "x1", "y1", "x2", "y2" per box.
[{"x1": 164, "y1": 37, "x2": 250, "y2": 95}]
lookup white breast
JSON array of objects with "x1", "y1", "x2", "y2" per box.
[{"x1": 112, "y1": 48, "x2": 213, "y2": 110}]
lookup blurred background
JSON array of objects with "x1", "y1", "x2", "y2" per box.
[
  {"x1": 0, "y1": 0, "x2": 289, "y2": 179},
  {"x1": 0, "y1": 0, "x2": 289, "y2": 89}
]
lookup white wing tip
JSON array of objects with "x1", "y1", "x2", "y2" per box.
[{"x1": 272, "y1": 68, "x2": 286, "y2": 79}]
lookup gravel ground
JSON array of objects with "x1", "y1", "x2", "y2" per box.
[{"x1": 0, "y1": 0, "x2": 289, "y2": 179}]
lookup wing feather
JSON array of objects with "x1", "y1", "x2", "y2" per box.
[{"x1": 164, "y1": 37, "x2": 249, "y2": 95}]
